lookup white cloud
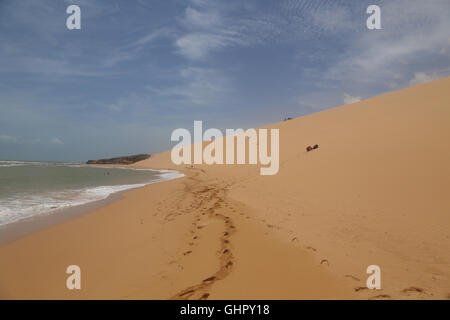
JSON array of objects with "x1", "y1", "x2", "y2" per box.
[
  {"x1": 102, "y1": 52, "x2": 136, "y2": 68},
  {"x1": 0, "y1": 134, "x2": 17, "y2": 143},
  {"x1": 184, "y1": 7, "x2": 221, "y2": 28},
  {"x1": 147, "y1": 67, "x2": 230, "y2": 106},
  {"x1": 385, "y1": 81, "x2": 399, "y2": 89},
  {"x1": 104, "y1": 91, "x2": 155, "y2": 116},
  {"x1": 129, "y1": 28, "x2": 173, "y2": 48},
  {"x1": 178, "y1": 67, "x2": 229, "y2": 105},
  {"x1": 2, "y1": 56, "x2": 113, "y2": 78},
  {"x1": 324, "y1": 0, "x2": 450, "y2": 90},
  {"x1": 343, "y1": 93, "x2": 361, "y2": 105},
  {"x1": 0, "y1": 0, "x2": 125, "y2": 78},
  {"x1": 175, "y1": 2, "x2": 248, "y2": 60},
  {"x1": 108, "y1": 104, "x2": 121, "y2": 111},
  {"x1": 175, "y1": 32, "x2": 241, "y2": 60},
  {"x1": 312, "y1": 7, "x2": 351, "y2": 31},
  {"x1": 175, "y1": 0, "x2": 345, "y2": 60},
  {"x1": 51, "y1": 138, "x2": 64, "y2": 145},
  {"x1": 409, "y1": 72, "x2": 439, "y2": 86}
]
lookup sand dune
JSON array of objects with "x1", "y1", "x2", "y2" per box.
[{"x1": 1, "y1": 77, "x2": 449, "y2": 299}]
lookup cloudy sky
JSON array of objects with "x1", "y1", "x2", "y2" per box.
[{"x1": 0, "y1": 0, "x2": 449, "y2": 161}]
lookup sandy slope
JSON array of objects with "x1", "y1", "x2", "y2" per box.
[
  {"x1": 135, "y1": 76, "x2": 450, "y2": 299},
  {"x1": 0, "y1": 77, "x2": 449, "y2": 299}
]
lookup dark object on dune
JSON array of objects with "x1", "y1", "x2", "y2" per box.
[
  {"x1": 86, "y1": 154, "x2": 151, "y2": 165},
  {"x1": 284, "y1": 117, "x2": 293, "y2": 121},
  {"x1": 306, "y1": 144, "x2": 319, "y2": 152}
]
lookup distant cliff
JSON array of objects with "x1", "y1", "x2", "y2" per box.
[{"x1": 86, "y1": 154, "x2": 151, "y2": 165}]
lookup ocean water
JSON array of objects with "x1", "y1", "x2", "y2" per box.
[{"x1": 0, "y1": 160, "x2": 183, "y2": 226}]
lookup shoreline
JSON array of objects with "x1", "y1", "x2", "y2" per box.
[
  {"x1": 0, "y1": 190, "x2": 123, "y2": 245},
  {"x1": 0, "y1": 166, "x2": 360, "y2": 299},
  {"x1": 0, "y1": 168, "x2": 184, "y2": 245}
]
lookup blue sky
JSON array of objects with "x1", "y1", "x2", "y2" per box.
[{"x1": 0, "y1": 0, "x2": 449, "y2": 161}]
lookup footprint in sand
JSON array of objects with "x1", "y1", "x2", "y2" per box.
[
  {"x1": 199, "y1": 293, "x2": 210, "y2": 300},
  {"x1": 354, "y1": 286, "x2": 368, "y2": 292},
  {"x1": 203, "y1": 276, "x2": 216, "y2": 282},
  {"x1": 320, "y1": 259, "x2": 329, "y2": 266},
  {"x1": 179, "y1": 289, "x2": 195, "y2": 297},
  {"x1": 402, "y1": 286, "x2": 427, "y2": 297},
  {"x1": 402, "y1": 286, "x2": 424, "y2": 293},
  {"x1": 344, "y1": 275, "x2": 360, "y2": 282}
]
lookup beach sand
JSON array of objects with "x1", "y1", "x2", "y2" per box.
[{"x1": 0, "y1": 77, "x2": 449, "y2": 299}]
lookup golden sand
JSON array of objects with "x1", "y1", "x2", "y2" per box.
[{"x1": 1, "y1": 77, "x2": 449, "y2": 299}]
